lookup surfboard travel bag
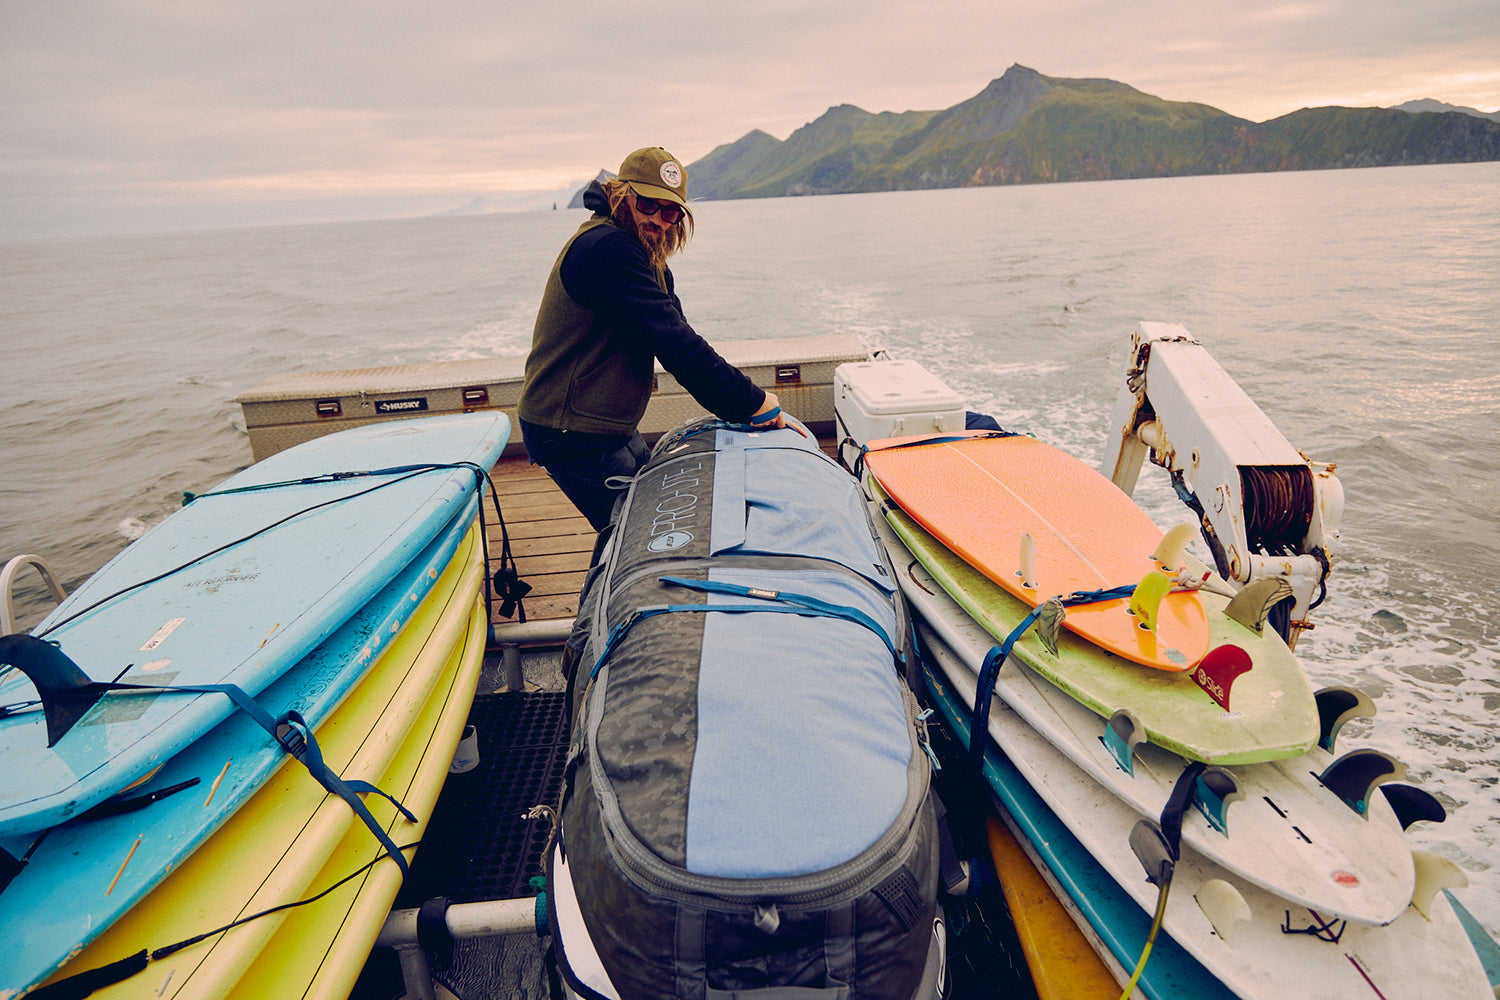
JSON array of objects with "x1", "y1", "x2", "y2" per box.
[{"x1": 550, "y1": 417, "x2": 943, "y2": 1000}]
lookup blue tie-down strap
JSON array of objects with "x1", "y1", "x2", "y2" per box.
[
  {"x1": 967, "y1": 605, "x2": 1041, "y2": 775},
  {"x1": 963, "y1": 582, "x2": 1142, "y2": 775},
  {"x1": 658, "y1": 576, "x2": 899, "y2": 660},
  {"x1": 1060, "y1": 583, "x2": 1139, "y2": 607},
  {"x1": 91, "y1": 679, "x2": 416, "y2": 876},
  {"x1": 853, "y1": 429, "x2": 1025, "y2": 479},
  {"x1": 587, "y1": 577, "x2": 901, "y2": 681}
]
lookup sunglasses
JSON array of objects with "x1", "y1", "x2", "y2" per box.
[{"x1": 634, "y1": 194, "x2": 685, "y2": 225}]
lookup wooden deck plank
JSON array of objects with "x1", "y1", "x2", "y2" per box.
[
  {"x1": 484, "y1": 454, "x2": 590, "y2": 631},
  {"x1": 507, "y1": 534, "x2": 595, "y2": 558}
]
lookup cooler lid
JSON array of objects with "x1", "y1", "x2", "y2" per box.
[{"x1": 837, "y1": 360, "x2": 965, "y2": 415}]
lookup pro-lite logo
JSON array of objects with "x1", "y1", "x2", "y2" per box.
[
  {"x1": 647, "y1": 461, "x2": 703, "y2": 551},
  {"x1": 649, "y1": 531, "x2": 693, "y2": 552}
]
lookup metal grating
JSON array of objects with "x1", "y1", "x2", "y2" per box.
[{"x1": 398, "y1": 692, "x2": 571, "y2": 906}]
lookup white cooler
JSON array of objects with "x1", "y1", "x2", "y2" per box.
[{"x1": 834, "y1": 359, "x2": 967, "y2": 469}]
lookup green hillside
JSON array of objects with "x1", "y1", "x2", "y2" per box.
[{"x1": 686, "y1": 65, "x2": 1500, "y2": 200}]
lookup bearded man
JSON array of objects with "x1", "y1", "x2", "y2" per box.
[{"x1": 518, "y1": 146, "x2": 785, "y2": 529}]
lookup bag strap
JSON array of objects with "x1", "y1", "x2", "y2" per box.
[
  {"x1": 586, "y1": 577, "x2": 900, "y2": 681},
  {"x1": 658, "y1": 577, "x2": 898, "y2": 659}
]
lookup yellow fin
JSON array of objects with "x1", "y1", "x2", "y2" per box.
[{"x1": 1129, "y1": 571, "x2": 1170, "y2": 632}]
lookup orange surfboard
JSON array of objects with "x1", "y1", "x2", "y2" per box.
[{"x1": 864, "y1": 432, "x2": 1209, "y2": 671}]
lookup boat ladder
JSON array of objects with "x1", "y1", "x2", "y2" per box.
[{"x1": 1, "y1": 554, "x2": 68, "y2": 634}]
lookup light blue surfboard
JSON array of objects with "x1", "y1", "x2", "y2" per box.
[
  {"x1": 0, "y1": 412, "x2": 508, "y2": 838},
  {"x1": 1447, "y1": 890, "x2": 1500, "y2": 992},
  {"x1": 0, "y1": 494, "x2": 478, "y2": 997}
]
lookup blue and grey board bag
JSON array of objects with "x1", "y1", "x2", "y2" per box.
[{"x1": 551, "y1": 418, "x2": 943, "y2": 1000}]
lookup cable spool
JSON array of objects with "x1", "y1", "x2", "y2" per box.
[{"x1": 1239, "y1": 466, "x2": 1313, "y2": 554}]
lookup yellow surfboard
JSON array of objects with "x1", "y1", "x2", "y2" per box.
[
  {"x1": 240, "y1": 595, "x2": 487, "y2": 1000},
  {"x1": 43, "y1": 522, "x2": 487, "y2": 999},
  {"x1": 987, "y1": 814, "x2": 1123, "y2": 1000}
]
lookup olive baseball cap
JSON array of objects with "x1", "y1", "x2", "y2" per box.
[{"x1": 617, "y1": 147, "x2": 691, "y2": 215}]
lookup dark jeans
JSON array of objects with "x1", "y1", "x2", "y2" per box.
[{"x1": 520, "y1": 420, "x2": 649, "y2": 530}]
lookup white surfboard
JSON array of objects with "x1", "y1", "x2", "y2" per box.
[
  {"x1": 873, "y1": 510, "x2": 1417, "y2": 926},
  {"x1": 920, "y1": 623, "x2": 1492, "y2": 1000}
]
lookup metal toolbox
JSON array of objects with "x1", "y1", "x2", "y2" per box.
[{"x1": 236, "y1": 334, "x2": 870, "y2": 462}]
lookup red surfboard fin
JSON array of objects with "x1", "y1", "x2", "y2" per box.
[{"x1": 1192, "y1": 643, "x2": 1253, "y2": 711}]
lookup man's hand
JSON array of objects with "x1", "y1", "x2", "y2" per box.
[{"x1": 749, "y1": 391, "x2": 805, "y2": 435}]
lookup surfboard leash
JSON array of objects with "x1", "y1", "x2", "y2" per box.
[
  {"x1": 1117, "y1": 760, "x2": 1206, "y2": 1000},
  {"x1": 964, "y1": 582, "x2": 1138, "y2": 776}
]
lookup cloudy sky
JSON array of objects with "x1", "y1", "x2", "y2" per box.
[{"x1": 3, "y1": 1, "x2": 1497, "y2": 239}]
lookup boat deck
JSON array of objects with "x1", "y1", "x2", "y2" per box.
[{"x1": 485, "y1": 453, "x2": 594, "y2": 628}]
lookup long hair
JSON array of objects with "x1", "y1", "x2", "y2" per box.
[{"x1": 602, "y1": 178, "x2": 692, "y2": 271}]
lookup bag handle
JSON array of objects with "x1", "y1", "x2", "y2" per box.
[{"x1": 706, "y1": 984, "x2": 850, "y2": 1000}]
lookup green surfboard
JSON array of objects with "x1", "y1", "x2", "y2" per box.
[{"x1": 872, "y1": 481, "x2": 1318, "y2": 765}]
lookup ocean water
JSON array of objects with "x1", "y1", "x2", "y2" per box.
[{"x1": 3, "y1": 162, "x2": 1497, "y2": 940}]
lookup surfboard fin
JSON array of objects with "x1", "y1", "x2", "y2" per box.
[
  {"x1": 1129, "y1": 819, "x2": 1175, "y2": 888},
  {"x1": 1314, "y1": 685, "x2": 1377, "y2": 752},
  {"x1": 1151, "y1": 522, "x2": 1195, "y2": 572},
  {"x1": 1191, "y1": 644, "x2": 1253, "y2": 711},
  {"x1": 1129, "y1": 571, "x2": 1170, "y2": 631},
  {"x1": 1224, "y1": 578, "x2": 1293, "y2": 634},
  {"x1": 1411, "y1": 850, "x2": 1468, "y2": 920},
  {"x1": 1102, "y1": 709, "x2": 1146, "y2": 775},
  {"x1": 1193, "y1": 767, "x2": 1245, "y2": 835},
  {"x1": 1034, "y1": 597, "x2": 1065, "y2": 656},
  {"x1": 1317, "y1": 748, "x2": 1407, "y2": 816},
  {"x1": 1196, "y1": 879, "x2": 1252, "y2": 944},
  {"x1": 0, "y1": 634, "x2": 109, "y2": 747},
  {"x1": 1380, "y1": 783, "x2": 1448, "y2": 831},
  {"x1": 1017, "y1": 532, "x2": 1037, "y2": 590}
]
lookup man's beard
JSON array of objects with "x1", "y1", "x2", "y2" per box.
[{"x1": 623, "y1": 213, "x2": 677, "y2": 271}]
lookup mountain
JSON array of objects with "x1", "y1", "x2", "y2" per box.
[
  {"x1": 1393, "y1": 99, "x2": 1500, "y2": 124},
  {"x1": 687, "y1": 65, "x2": 1500, "y2": 200},
  {"x1": 692, "y1": 108, "x2": 940, "y2": 199}
]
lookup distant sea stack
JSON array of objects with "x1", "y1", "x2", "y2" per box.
[{"x1": 566, "y1": 170, "x2": 613, "y2": 209}]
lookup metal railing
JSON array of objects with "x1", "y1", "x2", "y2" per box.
[{"x1": 1, "y1": 554, "x2": 68, "y2": 634}]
